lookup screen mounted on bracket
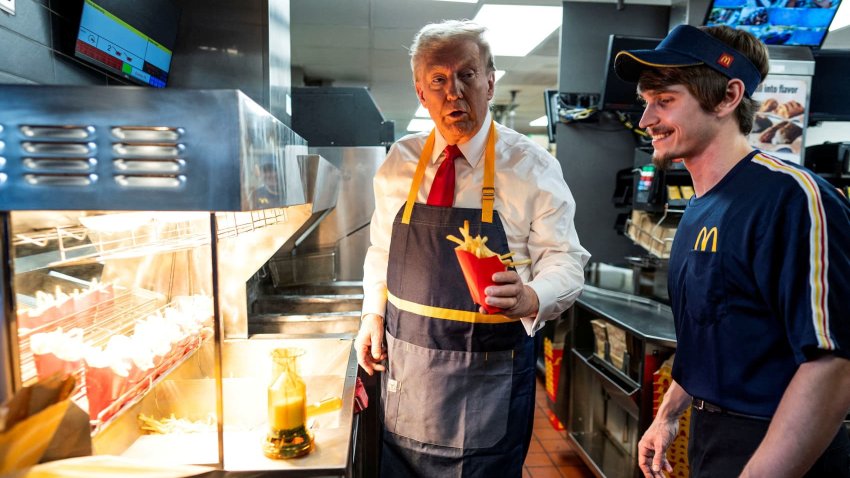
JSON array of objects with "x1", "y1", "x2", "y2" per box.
[
  {"x1": 75, "y1": 0, "x2": 180, "y2": 88},
  {"x1": 599, "y1": 35, "x2": 662, "y2": 113}
]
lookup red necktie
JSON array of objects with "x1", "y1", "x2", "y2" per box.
[{"x1": 427, "y1": 144, "x2": 462, "y2": 207}]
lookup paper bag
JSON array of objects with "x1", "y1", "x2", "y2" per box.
[
  {"x1": 455, "y1": 250, "x2": 506, "y2": 314},
  {"x1": 0, "y1": 400, "x2": 70, "y2": 473},
  {"x1": 0, "y1": 375, "x2": 92, "y2": 474}
]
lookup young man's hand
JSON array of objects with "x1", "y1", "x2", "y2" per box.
[{"x1": 638, "y1": 415, "x2": 678, "y2": 477}]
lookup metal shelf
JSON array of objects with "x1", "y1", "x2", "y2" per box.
[
  {"x1": 12, "y1": 209, "x2": 291, "y2": 273},
  {"x1": 18, "y1": 291, "x2": 213, "y2": 432}
]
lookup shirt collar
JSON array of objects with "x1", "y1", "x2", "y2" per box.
[{"x1": 432, "y1": 110, "x2": 492, "y2": 168}]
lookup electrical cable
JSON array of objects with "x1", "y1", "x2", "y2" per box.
[
  {"x1": 615, "y1": 111, "x2": 649, "y2": 138},
  {"x1": 557, "y1": 106, "x2": 598, "y2": 124}
]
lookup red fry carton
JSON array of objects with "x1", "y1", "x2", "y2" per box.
[
  {"x1": 455, "y1": 249, "x2": 506, "y2": 315},
  {"x1": 85, "y1": 365, "x2": 128, "y2": 421}
]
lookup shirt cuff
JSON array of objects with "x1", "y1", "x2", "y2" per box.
[
  {"x1": 521, "y1": 280, "x2": 559, "y2": 336},
  {"x1": 361, "y1": 289, "x2": 388, "y2": 320}
]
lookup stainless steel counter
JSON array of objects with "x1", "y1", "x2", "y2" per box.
[{"x1": 577, "y1": 285, "x2": 677, "y2": 347}]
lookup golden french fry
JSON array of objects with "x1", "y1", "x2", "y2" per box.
[
  {"x1": 447, "y1": 219, "x2": 529, "y2": 264},
  {"x1": 458, "y1": 220, "x2": 471, "y2": 242},
  {"x1": 446, "y1": 235, "x2": 464, "y2": 246}
]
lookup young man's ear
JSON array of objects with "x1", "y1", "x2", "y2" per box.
[{"x1": 716, "y1": 78, "x2": 746, "y2": 118}]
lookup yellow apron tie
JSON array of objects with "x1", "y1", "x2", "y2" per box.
[{"x1": 402, "y1": 122, "x2": 497, "y2": 224}]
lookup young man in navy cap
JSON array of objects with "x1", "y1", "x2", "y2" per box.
[{"x1": 615, "y1": 24, "x2": 850, "y2": 477}]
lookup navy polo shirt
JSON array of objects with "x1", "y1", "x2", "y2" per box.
[{"x1": 669, "y1": 151, "x2": 850, "y2": 417}]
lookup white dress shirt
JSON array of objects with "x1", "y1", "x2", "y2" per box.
[{"x1": 362, "y1": 111, "x2": 590, "y2": 335}]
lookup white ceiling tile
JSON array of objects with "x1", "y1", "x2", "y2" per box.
[
  {"x1": 291, "y1": 0, "x2": 371, "y2": 26},
  {"x1": 293, "y1": 46, "x2": 370, "y2": 67},
  {"x1": 292, "y1": 24, "x2": 370, "y2": 49},
  {"x1": 370, "y1": 50, "x2": 413, "y2": 71},
  {"x1": 370, "y1": 0, "x2": 479, "y2": 28},
  {"x1": 372, "y1": 28, "x2": 419, "y2": 51}
]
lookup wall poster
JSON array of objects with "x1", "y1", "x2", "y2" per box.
[{"x1": 750, "y1": 76, "x2": 808, "y2": 164}]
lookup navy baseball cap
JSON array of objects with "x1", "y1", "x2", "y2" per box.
[{"x1": 614, "y1": 24, "x2": 763, "y2": 97}]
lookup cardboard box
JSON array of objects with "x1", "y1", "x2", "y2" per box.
[{"x1": 626, "y1": 210, "x2": 678, "y2": 259}]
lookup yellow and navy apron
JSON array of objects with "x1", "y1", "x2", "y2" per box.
[{"x1": 380, "y1": 123, "x2": 536, "y2": 478}]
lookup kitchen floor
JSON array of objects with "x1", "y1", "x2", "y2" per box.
[{"x1": 524, "y1": 378, "x2": 596, "y2": 478}]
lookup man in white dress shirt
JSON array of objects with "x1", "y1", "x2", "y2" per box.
[{"x1": 355, "y1": 19, "x2": 589, "y2": 477}]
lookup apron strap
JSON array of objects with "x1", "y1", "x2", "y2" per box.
[
  {"x1": 482, "y1": 121, "x2": 496, "y2": 223},
  {"x1": 401, "y1": 121, "x2": 498, "y2": 224}
]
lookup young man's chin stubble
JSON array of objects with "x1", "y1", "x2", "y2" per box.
[{"x1": 652, "y1": 152, "x2": 673, "y2": 170}]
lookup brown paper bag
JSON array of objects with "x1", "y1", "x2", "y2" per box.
[
  {"x1": 0, "y1": 400, "x2": 69, "y2": 473},
  {"x1": 0, "y1": 375, "x2": 91, "y2": 474}
]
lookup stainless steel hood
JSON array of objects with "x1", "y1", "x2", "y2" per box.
[{"x1": 0, "y1": 85, "x2": 307, "y2": 212}]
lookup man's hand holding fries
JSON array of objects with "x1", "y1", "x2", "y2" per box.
[
  {"x1": 447, "y1": 221, "x2": 539, "y2": 319},
  {"x1": 483, "y1": 272, "x2": 540, "y2": 319}
]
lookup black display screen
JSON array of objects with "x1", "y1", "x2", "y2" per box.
[
  {"x1": 599, "y1": 35, "x2": 662, "y2": 113},
  {"x1": 809, "y1": 49, "x2": 850, "y2": 123}
]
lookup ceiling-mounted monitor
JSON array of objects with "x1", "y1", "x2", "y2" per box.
[
  {"x1": 704, "y1": 0, "x2": 842, "y2": 47},
  {"x1": 75, "y1": 0, "x2": 180, "y2": 88},
  {"x1": 599, "y1": 35, "x2": 662, "y2": 113}
]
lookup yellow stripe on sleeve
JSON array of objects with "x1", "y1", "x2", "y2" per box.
[{"x1": 753, "y1": 154, "x2": 834, "y2": 349}]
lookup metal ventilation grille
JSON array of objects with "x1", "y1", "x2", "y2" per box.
[
  {"x1": 18, "y1": 125, "x2": 98, "y2": 186},
  {"x1": 20, "y1": 125, "x2": 95, "y2": 139},
  {"x1": 111, "y1": 126, "x2": 186, "y2": 189}
]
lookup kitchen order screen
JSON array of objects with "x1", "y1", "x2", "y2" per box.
[{"x1": 75, "y1": 0, "x2": 172, "y2": 88}]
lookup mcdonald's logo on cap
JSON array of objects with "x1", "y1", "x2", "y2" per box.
[
  {"x1": 694, "y1": 226, "x2": 718, "y2": 252},
  {"x1": 717, "y1": 53, "x2": 734, "y2": 69}
]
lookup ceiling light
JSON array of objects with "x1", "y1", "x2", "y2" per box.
[
  {"x1": 830, "y1": 1, "x2": 849, "y2": 30},
  {"x1": 529, "y1": 116, "x2": 548, "y2": 127},
  {"x1": 407, "y1": 118, "x2": 435, "y2": 132},
  {"x1": 473, "y1": 5, "x2": 562, "y2": 57},
  {"x1": 432, "y1": 0, "x2": 478, "y2": 3}
]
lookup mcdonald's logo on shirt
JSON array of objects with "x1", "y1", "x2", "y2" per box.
[{"x1": 694, "y1": 226, "x2": 718, "y2": 252}]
